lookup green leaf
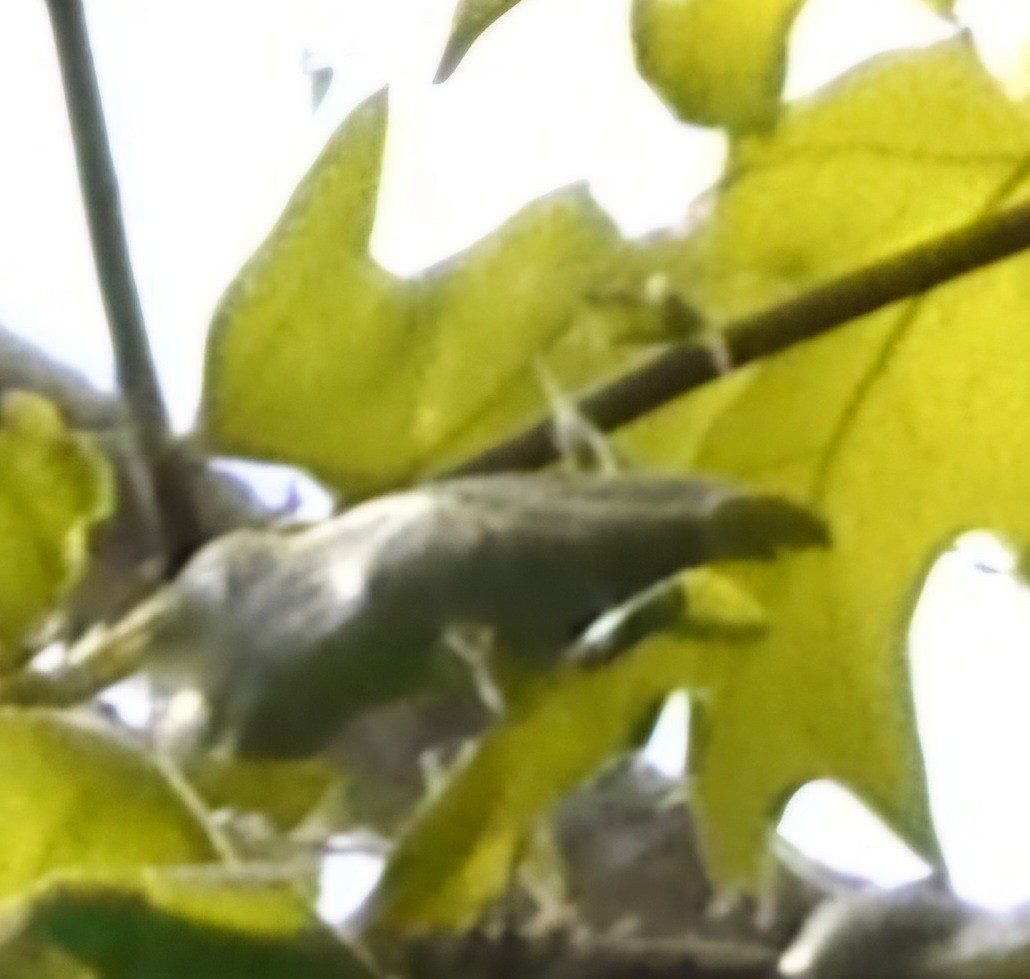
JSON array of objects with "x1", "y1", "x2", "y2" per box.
[
  {"x1": 202, "y1": 91, "x2": 624, "y2": 499},
  {"x1": 366, "y1": 641, "x2": 710, "y2": 931},
  {"x1": 185, "y1": 755, "x2": 335, "y2": 831},
  {"x1": 0, "y1": 709, "x2": 220, "y2": 902},
  {"x1": 366, "y1": 39, "x2": 1030, "y2": 923},
  {"x1": 0, "y1": 391, "x2": 112, "y2": 669},
  {"x1": 0, "y1": 869, "x2": 375, "y2": 979},
  {"x1": 632, "y1": 0, "x2": 808, "y2": 134},
  {"x1": 435, "y1": 0, "x2": 525, "y2": 82},
  {"x1": 620, "y1": 37, "x2": 1030, "y2": 885},
  {"x1": 679, "y1": 567, "x2": 768, "y2": 639}
]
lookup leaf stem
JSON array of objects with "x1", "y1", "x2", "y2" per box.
[{"x1": 449, "y1": 197, "x2": 1030, "y2": 475}]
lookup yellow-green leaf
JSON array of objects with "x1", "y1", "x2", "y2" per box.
[
  {"x1": 679, "y1": 567, "x2": 768, "y2": 639},
  {"x1": 367, "y1": 640, "x2": 711, "y2": 931},
  {"x1": 0, "y1": 709, "x2": 220, "y2": 902},
  {"x1": 366, "y1": 39, "x2": 1030, "y2": 924},
  {"x1": 0, "y1": 391, "x2": 112, "y2": 669},
  {"x1": 632, "y1": 0, "x2": 807, "y2": 134},
  {"x1": 202, "y1": 91, "x2": 624, "y2": 498},
  {"x1": 435, "y1": 0, "x2": 525, "y2": 82},
  {"x1": 621, "y1": 37, "x2": 1030, "y2": 885},
  {"x1": 366, "y1": 574, "x2": 768, "y2": 932},
  {"x1": 0, "y1": 868, "x2": 374, "y2": 979}
]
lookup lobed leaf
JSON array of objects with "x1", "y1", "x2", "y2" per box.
[
  {"x1": 202, "y1": 91, "x2": 625, "y2": 499},
  {"x1": 621, "y1": 37, "x2": 1030, "y2": 884},
  {"x1": 367, "y1": 38, "x2": 1030, "y2": 922}
]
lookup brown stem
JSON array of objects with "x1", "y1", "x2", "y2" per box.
[{"x1": 448, "y1": 197, "x2": 1030, "y2": 475}]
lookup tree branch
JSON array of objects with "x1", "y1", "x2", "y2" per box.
[
  {"x1": 43, "y1": 0, "x2": 205, "y2": 566},
  {"x1": 42, "y1": 0, "x2": 169, "y2": 455},
  {"x1": 448, "y1": 197, "x2": 1030, "y2": 475},
  {"x1": 400, "y1": 929, "x2": 776, "y2": 979}
]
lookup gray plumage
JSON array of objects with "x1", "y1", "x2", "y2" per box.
[{"x1": 141, "y1": 473, "x2": 828, "y2": 758}]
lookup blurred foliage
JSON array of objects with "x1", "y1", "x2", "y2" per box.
[
  {"x1": 0, "y1": 392, "x2": 112, "y2": 670},
  {"x1": 0, "y1": 869, "x2": 374, "y2": 979},
  {"x1": 12, "y1": 2, "x2": 1030, "y2": 977},
  {"x1": 922, "y1": 0, "x2": 957, "y2": 15},
  {"x1": 185, "y1": 755, "x2": 337, "y2": 832},
  {"x1": 365, "y1": 636, "x2": 713, "y2": 932},
  {"x1": 0, "y1": 709, "x2": 219, "y2": 902}
]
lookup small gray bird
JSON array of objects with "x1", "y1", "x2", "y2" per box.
[{"x1": 116, "y1": 472, "x2": 827, "y2": 759}]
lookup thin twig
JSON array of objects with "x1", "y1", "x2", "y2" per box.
[
  {"x1": 448, "y1": 197, "x2": 1030, "y2": 475},
  {"x1": 43, "y1": 0, "x2": 204, "y2": 565},
  {"x1": 42, "y1": 0, "x2": 169, "y2": 454}
]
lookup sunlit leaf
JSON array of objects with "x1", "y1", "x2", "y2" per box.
[
  {"x1": 0, "y1": 709, "x2": 220, "y2": 903},
  {"x1": 0, "y1": 391, "x2": 112, "y2": 670},
  {"x1": 621, "y1": 37, "x2": 1030, "y2": 885},
  {"x1": 366, "y1": 641, "x2": 709, "y2": 931},
  {"x1": 0, "y1": 868, "x2": 374, "y2": 979},
  {"x1": 678, "y1": 567, "x2": 768, "y2": 639},
  {"x1": 435, "y1": 0, "x2": 525, "y2": 82},
  {"x1": 366, "y1": 38, "x2": 1030, "y2": 923},
  {"x1": 202, "y1": 91, "x2": 624, "y2": 498},
  {"x1": 632, "y1": 0, "x2": 807, "y2": 133}
]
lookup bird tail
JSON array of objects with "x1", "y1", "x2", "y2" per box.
[{"x1": 707, "y1": 494, "x2": 830, "y2": 561}]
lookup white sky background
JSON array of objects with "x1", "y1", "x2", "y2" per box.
[{"x1": 4, "y1": 0, "x2": 1030, "y2": 921}]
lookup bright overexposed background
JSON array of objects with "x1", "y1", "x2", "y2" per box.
[{"x1": 3, "y1": 0, "x2": 1030, "y2": 924}]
